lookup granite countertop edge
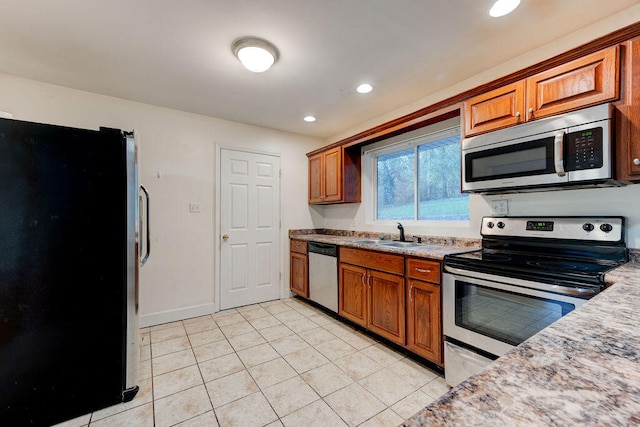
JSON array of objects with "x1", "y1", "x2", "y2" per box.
[
  {"x1": 288, "y1": 229, "x2": 480, "y2": 260},
  {"x1": 402, "y1": 260, "x2": 640, "y2": 426}
]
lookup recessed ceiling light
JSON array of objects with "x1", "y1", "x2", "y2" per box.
[
  {"x1": 231, "y1": 37, "x2": 279, "y2": 72},
  {"x1": 304, "y1": 116, "x2": 316, "y2": 122},
  {"x1": 489, "y1": 0, "x2": 521, "y2": 17},
  {"x1": 357, "y1": 83, "x2": 373, "y2": 94}
]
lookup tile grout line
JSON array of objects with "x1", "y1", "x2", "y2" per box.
[
  {"x1": 184, "y1": 315, "x2": 222, "y2": 427},
  {"x1": 90, "y1": 298, "x2": 446, "y2": 426}
]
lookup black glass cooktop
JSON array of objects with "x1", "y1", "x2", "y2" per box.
[{"x1": 444, "y1": 244, "x2": 626, "y2": 288}]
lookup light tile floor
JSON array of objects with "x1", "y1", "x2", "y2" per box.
[{"x1": 56, "y1": 297, "x2": 450, "y2": 427}]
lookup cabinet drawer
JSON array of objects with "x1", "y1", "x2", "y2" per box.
[
  {"x1": 290, "y1": 239, "x2": 307, "y2": 254},
  {"x1": 406, "y1": 258, "x2": 440, "y2": 284},
  {"x1": 340, "y1": 247, "x2": 404, "y2": 275}
]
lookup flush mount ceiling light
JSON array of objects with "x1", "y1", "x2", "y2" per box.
[
  {"x1": 303, "y1": 116, "x2": 316, "y2": 122},
  {"x1": 232, "y1": 37, "x2": 279, "y2": 72},
  {"x1": 489, "y1": 0, "x2": 521, "y2": 17},
  {"x1": 356, "y1": 83, "x2": 373, "y2": 94}
]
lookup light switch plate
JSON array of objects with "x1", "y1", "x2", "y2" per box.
[
  {"x1": 490, "y1": 199, "x2": 509, "y2": 215},
  {"x1": 189, "y1": 202, "x2": 201, "y2": 213}
]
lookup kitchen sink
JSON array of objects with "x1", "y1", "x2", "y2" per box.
[
  {"x1": 376, "y1": 241, "x2": 421, "y2": 248},
  {"x1": 351, "y1": 239, "x2": 383, "y2": 244}
]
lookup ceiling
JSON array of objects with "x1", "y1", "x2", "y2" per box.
[{"x1": 1, "y1": 1, "x2": 638, "y2": 140}]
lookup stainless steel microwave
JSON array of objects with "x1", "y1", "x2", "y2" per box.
[{"x1": 461, "y1": 103, "x2": 622, "y2": 193}]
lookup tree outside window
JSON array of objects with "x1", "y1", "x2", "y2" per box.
[{"x1": 375, "y1": 129, "x2": 469, "y2": 221}]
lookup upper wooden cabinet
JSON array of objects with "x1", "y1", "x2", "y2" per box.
[
  {"x1": 616, "y1": 37, "x2": 640, "y2": 182},
  {"x1": 464, "y1": 46, "x2": 620, "y2": 137},
  {"x1": 308, "y1": 146, "x2": 360, "y2": 204},
  {"x1": 464, "y1": 81, "x2": 526, "y2": 136}
]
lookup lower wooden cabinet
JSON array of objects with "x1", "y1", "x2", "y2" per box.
[
  {"x1": 339, "y1": 263, "x2": 368, "y2": 325},
  {"x1": 405, "y1": 257, "x2": 443, "y2": 365},
  {"x1": 290, "y1": 239, "x2": 308, "y2": 298},
  {"x1": 368, "y1": 269, "x2": 405, "y2": 344},
  {"x1": 318, "y1": 245, "x2": 443, "y2": 366},
  {"x1": 339, "y1": 248, "x2": 405, "y2": 345},
  {"x1": 406, "y1": 279, "x2": 442, "y2": 364}
]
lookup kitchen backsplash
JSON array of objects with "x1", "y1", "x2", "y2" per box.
[{"x1": 290, "y1": 229, "x2": 640, "y2": 263}]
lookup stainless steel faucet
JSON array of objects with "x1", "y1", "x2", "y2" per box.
[{"x1": 397, "y1": 222, "x2": 406, "y2": 242}]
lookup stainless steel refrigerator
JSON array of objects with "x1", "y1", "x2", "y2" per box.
[{"x1": 0, "y1": 118, "x2": 149, "y2": 426}]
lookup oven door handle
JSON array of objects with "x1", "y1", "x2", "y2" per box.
[
  {"x1": 444, "y1": 265, "x2": 599, "y2": 298},
  {"x1": 554, "y1": 131, "x2": 566, "y2": 177}
]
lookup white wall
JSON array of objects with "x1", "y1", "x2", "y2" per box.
[
  {"x1": 0, "y1": 73, "x2": 324, "y2": 326},
  {"x1": 316, "y1": 187, "x2": 640, "y2": 248},
  {"x1": 329, "y1": 5, "x2": 640, "y2": 144},
  {"x1": 318, "y1": 7, "x2": 640, "y2": 249}
]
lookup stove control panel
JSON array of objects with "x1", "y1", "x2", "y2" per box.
[{"x1": 481, "y1": 216, "x2": 624, "y2": 242}]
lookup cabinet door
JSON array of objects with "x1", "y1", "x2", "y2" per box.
[
  {"x1": 617, "y1": 38, "x2": 640, "y2": 181},
  {"x1": 339, "y1": 263, "x2": 367, "y2": 327},
  {"x1": 308, "y1": 153, "x2": 323, "y2": 203},
  {"x1": 290, "y1": 252, "x2": 308, "y2": 298},
  {"x1": 290, "y1": 239, "x2": 307, "y2": 255},
  {"x1": 368, "y1": 269, "x2": 405, "y2": 345},
  {"x1": 527, "y1": 46, "x2": 619, "y2": 120},
  {"x1": 463, "y1": 81, "x2": 525, "y2": 136},
  {"x1": 323, "y1": 147, "x2": 342, "y2": 202},
  {"x1": 406, "y1": 279, "x2": 442, "y2": 365}
]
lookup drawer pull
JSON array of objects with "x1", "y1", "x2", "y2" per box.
[{"x1": 415, "y1": 268, "x2": 431, "y2": 273}]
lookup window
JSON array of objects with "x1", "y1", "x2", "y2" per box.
[{"x1": 368, "y1": 124, "x2": 469, "y2": 221}]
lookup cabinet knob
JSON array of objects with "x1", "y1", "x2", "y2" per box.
[
  {"x1": 528, "y1": 108, "x2": 534, "y2": 113},
  {"x1": 515, "y1": 112, "x2": 521, "y2": 118},
  {"x1": 634, "y1": 158, "x2": 640, "y2": 166}
]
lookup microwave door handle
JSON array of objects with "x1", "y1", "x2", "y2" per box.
[{"x1": 554, "y1": 131, "x2": 566, "y2": 177}]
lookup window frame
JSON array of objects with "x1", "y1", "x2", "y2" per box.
[{"x1": 362, "y1": 117, "x2": 469, "y2": 226}]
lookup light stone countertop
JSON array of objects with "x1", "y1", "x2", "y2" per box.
[
  {"x1": 402, "y1": 260, "x2": 640, "y2": 427},
  {"x1": 289, "y1": 233, "x2": 479, "y2": 260}
]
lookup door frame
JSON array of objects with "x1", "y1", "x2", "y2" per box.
[{"x1": 214, "y1": 144, "x2": 285, "y2": 313}]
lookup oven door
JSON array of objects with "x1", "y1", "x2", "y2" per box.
[{"x1": 443, "y1": 270, "x2": 587, "y2": 357}]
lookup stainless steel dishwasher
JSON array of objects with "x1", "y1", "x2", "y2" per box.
[{"x1": 307, "y1": 242, "x2": 338, "y2": 313}]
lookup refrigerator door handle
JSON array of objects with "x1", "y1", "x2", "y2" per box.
[{"x1": 140, "y1": 184, "x2": 151, "y2": 265}]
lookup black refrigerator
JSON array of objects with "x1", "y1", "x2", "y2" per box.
[{"x1": 0, "y1": 118, "x2": 147, "y2": 426}]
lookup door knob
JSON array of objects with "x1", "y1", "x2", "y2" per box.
[{"x1": 222, "y1": 234, "x2": 229, "y2": 241}]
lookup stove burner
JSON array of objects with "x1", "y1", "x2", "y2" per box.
[
  {"x1": 482, "y1": 253, "x2": 512, "y2": 263},
  {"x1": 525, "y1": 260, "x2": 590, "y2": 272}
]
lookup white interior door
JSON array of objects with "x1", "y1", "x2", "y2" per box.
[{"x1": 220, "y1": 148, "x2": 281, "y2": 310}]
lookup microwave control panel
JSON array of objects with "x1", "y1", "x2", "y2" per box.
[{"x1": 566, "y1": 127, "x2": 603, "y2": 171}]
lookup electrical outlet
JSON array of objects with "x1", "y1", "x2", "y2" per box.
[
  {"x1": 189, "y1": 202, "x2": 201, "y2": 213},
  {"x1": 490, "y1": 199, "x2": 509, "y2": 215}
]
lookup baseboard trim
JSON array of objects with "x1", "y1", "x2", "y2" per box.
[{"x1": 140, "y1": 303, "x2": 217, "y2": 328}]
